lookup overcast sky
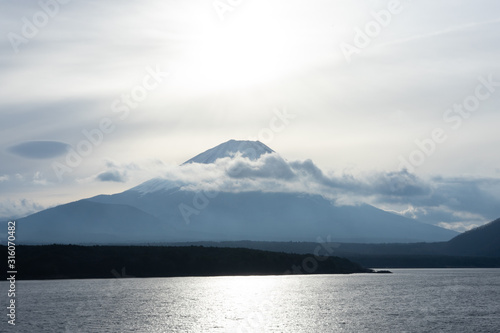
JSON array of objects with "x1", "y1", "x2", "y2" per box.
[{"x1": 1, "y1": 0, "x2": 499, "y2": 231}]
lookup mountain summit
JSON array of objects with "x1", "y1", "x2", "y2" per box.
[
  {"x1": 129, "y1": 140, "x2": 276, "y2": 195},
  {"x1": 183, "y1": 140, "x2": 274, "y2": 165}
]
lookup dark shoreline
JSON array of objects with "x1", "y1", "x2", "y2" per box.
[
  {"x1": 2, "y1": 245, "x2": 374, "y2": 280},
  {"x1": 3, "y1": 241, "x2": 499, "y2": 281}
]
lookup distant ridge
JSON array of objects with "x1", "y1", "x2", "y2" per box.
[
  {"x1": 182, "y1": 139, "x2": 274, "y2": 165},
  {"x1": 445, "y1": 217, "x2": 500, "y2": 256}
]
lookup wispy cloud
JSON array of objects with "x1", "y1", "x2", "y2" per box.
[
  {"x1": 377, "y1": 17, "x2": 500, "y2": 48},
  {"x1": 33, "y1": 171, "x2": 48, "y2": 185},
  {"x1": 7, "y1": 141, "x2": 70, "y2": 159},
  {"x1": 0, "y1": 198, "x2": 46, "y2": 221}
]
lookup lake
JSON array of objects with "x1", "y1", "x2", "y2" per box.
[{"x1": 1, "y1": 269, "x2": 499, "y2": 332}]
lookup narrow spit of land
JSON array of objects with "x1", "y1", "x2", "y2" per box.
[{"x1": 1, "y1": 245, "x2": 375, "y2": 280}]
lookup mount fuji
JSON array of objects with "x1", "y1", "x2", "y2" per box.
[{"x1": 11, "y1": 140, "x2": 458, "y2": 244}]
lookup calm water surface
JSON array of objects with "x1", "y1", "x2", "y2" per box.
[{"x1": 1, "y1": 269, "x2": 499, "y2": 332}]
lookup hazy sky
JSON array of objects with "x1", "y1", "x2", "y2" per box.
[{"x1": 1, "y1": 0, "x2": 499, "y2": 231}]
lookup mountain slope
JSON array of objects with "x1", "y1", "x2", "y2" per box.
[
  {"x1": 12, "y1": 200, "x2": 176, "y2": 244},
  {"x1": 90, "y1": 190, "x2": 458, "y2": 243},
  {"x1": 443, "y1": 218, "x2": 500, "y2": 256}
]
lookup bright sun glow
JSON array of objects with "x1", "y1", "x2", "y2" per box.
[
  {"x1": 182, "y1": 25, "x2": 290, "y2": 90},
  {"x1": 175, "y1": 7, "x2": 323, "y2": 92}
]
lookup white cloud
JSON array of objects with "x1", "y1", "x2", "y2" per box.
[
  {"x1": 139, "y1": 153, "x2": 500, "y2": 229},
  {"x1": 0, "y1": 198, "x2": 46, "y2": 221},
  {"x1": 438, "y1": 221, "x2": 481, "y2": 233},
  {"x1": 33, "y1": 171, "x2": 48, "y2": 185},
  {"x1": 385, "y1": 205, "x2": 428, "y2": 220}
]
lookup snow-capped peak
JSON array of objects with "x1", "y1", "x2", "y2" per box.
[
  {"x1": 128, "y1": 178, "x2": 183, "y2": 195},
  {"x1": 128, "y1": 140, "x2": 276, "y2": 194},
  {"x1": 182, "y1": 140, "x2": 274, "y2": 165}
]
